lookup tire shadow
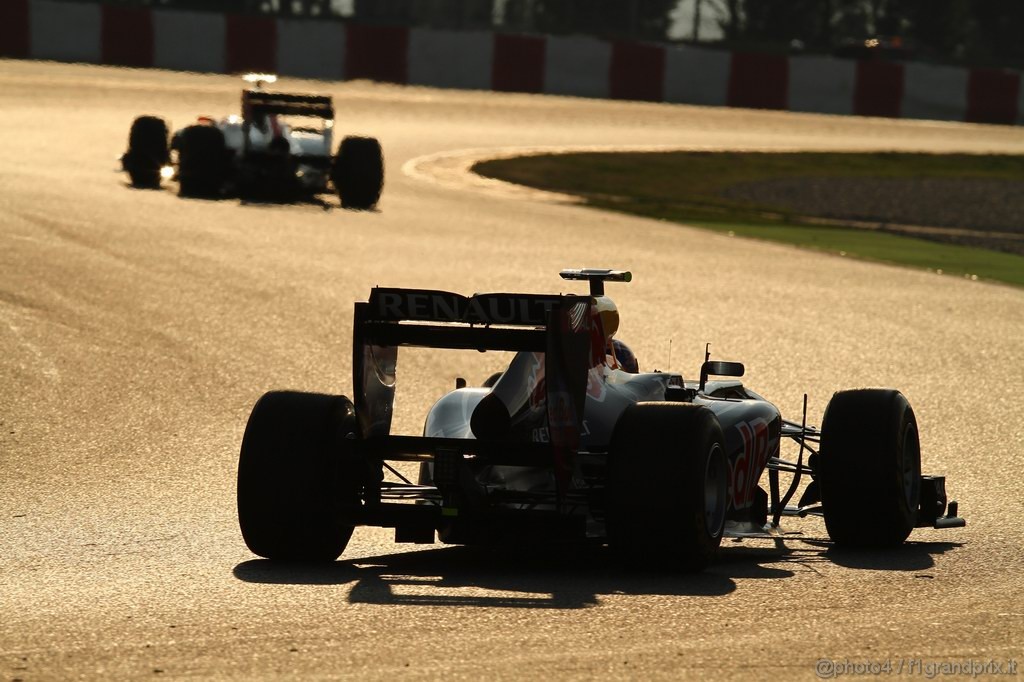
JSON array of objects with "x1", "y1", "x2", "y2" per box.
[
  {"x1": 822, "y1": 540, "x2": 962, "y2": 571},
  {"x1": 121, "y1": 181, "x2": 163, "y2": 191},
  {"x1": 720, "y1": 535, "x2": 962, "y2": 573}
]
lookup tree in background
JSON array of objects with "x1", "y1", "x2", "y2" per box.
[
  {"x1": 353, "y1": 0, "x2": 494, "y2": 29},
  {"x1": 872, "y1": 0, "x2": 972, "y2": 59},
  {"x1": 715, "y1": 0, "x2": 872, "y2": 50},
  {"x1": 969, "y1": 0, "x2": 1024, "y2": 66},
  {"x1": 276, "y1": 0, "x2": 336, "y2": 17},
  {"x1": 708, "y1": 0, "x2": 1021, "y2": 66},
  {"x1": 500, "y1": 0, "x2": 679, "y2": 42}
]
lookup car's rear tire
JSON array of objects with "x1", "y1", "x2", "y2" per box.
[
  {"x1": 237, "y1": 391, "x2": 360, "y2": 561},
  {"x1": 124, "y1": 115, "x2": 169, "y2": 188},
  {"x1": 819, "y1": 388, "x2": 921, "y2": 547},
  {"x1": 332, "y1": 136, "x2": 384, "y2": 210},
  {"x1": 177, "y1": 125, "x2": 228, "y2": 197},
  {"x1": 606, "y1": 402, "x2": 728, "y2": 571}
]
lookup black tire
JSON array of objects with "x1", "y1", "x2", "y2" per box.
[
  {"x1": 332, "y1": 136, "x2": 384, "y2": 210},
  {"x1": 482, "y1": 372, "x2": 503, "y2": 388},
  {"x1": 819, "y1": 389, "x2": 921, "y2": 547},
  {"x1": 177, "y1": 125, "x2": 228, "y2": 197},
  {"x1": 606, "y1": 402, "x2": 728, "y2": 571},
  {"x1": 237, "y1": 391, "x2": 360, "y2": 561},
  {"x1": 124, "y1": 115, "x2": 169, "y2": 188}
]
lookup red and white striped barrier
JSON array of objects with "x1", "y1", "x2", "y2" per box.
[{"x1": 2, "y1": 0, "x2": 1022, "y2": 125}]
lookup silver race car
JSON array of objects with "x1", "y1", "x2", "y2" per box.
[
  {"x1": 237, "y1": 269, "x2": 964, "y2": 570},
  {"x1": 121, "y1": 75, "x2": 383, "y2": 209}
]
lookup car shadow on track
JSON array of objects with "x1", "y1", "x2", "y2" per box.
[
  {"x1": 233, "y1": 543, "x2": 793, "y2": 609},
  {"x1": 121, "y1": 181, "x2": 365, "y2": 213},
  {"x1": 233, "y1": 538, "x2": 962, "y2": 609},
  {"x1": 237, "y1": 194, "x2": 337, "y2": 212}
]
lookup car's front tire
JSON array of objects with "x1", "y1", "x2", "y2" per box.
[
  {"x1": 606, "y1": 402, "x2": 728, "y2": 571},
  {"x1": 177, "y1": 125, "x2": 228, "y2": 197},
  {"x1": 237, "y1": 391, "x2": 360, "y2": 561},
  {"x1": 819, "y1": 388, "x2": 921, "y2": 547},
  {"x1": 332, "y1": 136, "x2": 384, "y2": 210}
]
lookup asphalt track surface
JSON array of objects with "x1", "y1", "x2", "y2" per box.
[{"x1": 2, "y1": 60, "x2": 1023, "y2": 680}]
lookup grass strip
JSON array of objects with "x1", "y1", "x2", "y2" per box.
[{"x1": 474, "y1": 151, "x2": 1024, "y2": 288}]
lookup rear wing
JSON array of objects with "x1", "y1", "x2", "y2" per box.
[
  {"x1": 357, "y1": 287, "x2": 574, "y2": 352},
  {"x1": 241, "y1": 90, "x2": 334, "y2": 119},
  {"x1": 352, "y1": 288, "x2": 593, "y2": 442}
]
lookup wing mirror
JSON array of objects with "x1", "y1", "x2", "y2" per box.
[{"x1": 699, "y1": 360, "x2": 744, "y2": 392}]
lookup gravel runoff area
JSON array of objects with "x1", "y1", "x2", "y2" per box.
[{"x1": 721, "y1": 177, "x2": 1024, "y2": 256}]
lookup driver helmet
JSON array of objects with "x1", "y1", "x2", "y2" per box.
[
  {"x1": 594, "y1": 296, "x2": 619, "y2": 341},
  {"x1": 612, "y1": 339, "x2": 640, "y2": 373}
]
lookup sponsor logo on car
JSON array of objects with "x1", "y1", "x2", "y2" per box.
[
  {"x1": 369, "y1": 289, "x2": 568, "y2": 326},
  {"x1": 730, "y1": 417, "x2": 779, "y2": 510}
]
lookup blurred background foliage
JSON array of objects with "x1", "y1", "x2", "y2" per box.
[{"x1": 89, "y1": 0, "x2": 1024, "y2": 68}]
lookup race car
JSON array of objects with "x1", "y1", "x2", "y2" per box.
[
  {"x1": 237, "y1": 269, "x2": 965, "y2": 570},
  {"x1": 120, "y1": 74, "x2": 383, "y2": 209}
]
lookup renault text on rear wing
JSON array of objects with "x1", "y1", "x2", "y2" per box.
[{"x1": 367, "y1": 288, "x2": 567, "y2": 326}]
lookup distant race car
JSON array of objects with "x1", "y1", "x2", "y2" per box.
[
  {"x1": 237, "y1": 269, "x2": 964, "y2": 570},
  {"x1": 121, "y1": 74, "x2": 383, "y2": 209}
]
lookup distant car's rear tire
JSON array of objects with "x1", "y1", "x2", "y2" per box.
[
  {"x1": 177, "y1": 125, "x2": 228, "y2": 197},
  {"x1": 237, "y1": 391, "x2": 361, "y2": 561},
  {"x1": 124, "y1": 115, "x2": 169, "y2": 188},
  {"x1": 819, "y1": 388, "x2": 921, "y2": 547},
  {"x1": 332, "y1": 136, "x2": 383, "y2": 210},
  {"x1": 606, "y1": 402, "x2": 728, "y2": 571}
]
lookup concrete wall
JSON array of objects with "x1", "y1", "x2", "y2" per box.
[{"x1": 1, "y1": 0, "x2": 1020, "y2": 125}]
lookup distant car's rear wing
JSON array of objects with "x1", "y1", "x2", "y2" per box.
[
  {"x1": 352, "y1": 287, "x2": 593, "y2": 441},
  {"x1": 242, "y1": 90, "x2": 334, "y2": 119}
]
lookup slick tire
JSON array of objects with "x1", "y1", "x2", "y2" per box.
[
  {"x1": 237, "y1": 391, "x2": 360, "y2": 561},
  {"x1": 606, "y1": 402, "x2": 728, "y2": 571},
  {"x1": 124, "y1": 115, "x2": 169, "y2": 189},
  {"x1": 819, "y1": 389, "x2": 921, "y2": 547},
  {"x1": 332, "y1": 136, "x2": 384, "y2": 210},
  {"x1": 177, "y1": 125, "x2": 228, "y2": 197}
]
